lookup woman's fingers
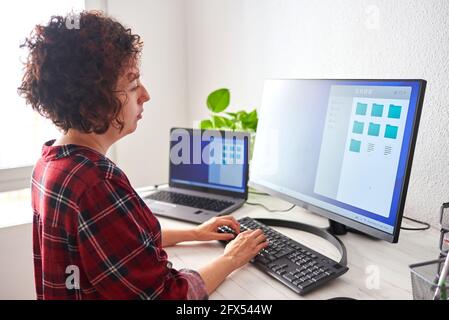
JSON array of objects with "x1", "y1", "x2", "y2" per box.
[
  {"x1": 239, "y1": 229, "x2": 254, "y2": 236},
  {"x1": 231, "y1": 228, "x2": 267, "y2": 252},
  {"x1": 219, "y1": 215, "x2": 237, "y2": 222},
  {"x1": 255, "y1": 240, "x2": 269, "y2": 253},
  {"x1": 217, "y1": 232, "x2": 236, "y2": 240},
  {"x1": 254, "y1": 232, "x2": 267, "y2": 244},
  {"x1": 214, "y1": 216, "x2": 240, "y2": 233},
  {"x1": 249, "y1": 228, "x2": 264, "y2": 237},
  {"x1": 219, "y1": 215, "x2": 240, "y2": 230}
]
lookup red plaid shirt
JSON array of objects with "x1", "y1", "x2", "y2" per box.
[{"x1": 32, "y1": 140, "x2": 208, "y2": 300}]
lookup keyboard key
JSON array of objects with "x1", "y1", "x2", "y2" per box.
[
  {"x1": 271, "y1": 265, "x2": 282, "y2": 272},
  {"x1": 266, "y1": 254, "x2": 277, "y2": 261},
  {"x1": 292, "y1": 279, "x2": 301, "y2": 286},
  {"x1": 283, "y1": 273, "x2": 296, "y2": 282},
  {"x1": 297, "y1": 280, "x2": 314, "y2": 289},
  {"x1": 312, "y1": 273, "x2": 328, "y2": 282},
  {"x1": 255, "y1": 256, "x2": 269, "y2": 265},
  {"x1": 276, "y1": 269, "x2": 286, "y2": 275}
]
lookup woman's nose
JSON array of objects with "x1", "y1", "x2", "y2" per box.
[{"x1": 139, "y1": 85, "x2": 150, "y2": 105}]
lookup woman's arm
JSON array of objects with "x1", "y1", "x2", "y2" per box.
[
  {"x1": 161, "y1": 228, "x2": 197, "y2": 247},
  {"x1": 161, "y1": 216, "x2": 241, "y2": 247},
  {"x1": 160, "y1": 217, "x2": 269, "y2": 295},
  {"x1": 161, "y1": 227, "x2": 268, "y2": 296}
]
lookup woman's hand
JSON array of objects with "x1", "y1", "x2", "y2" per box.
[
  {"x1": 194, "y1": 215, "x2": 241, "y2": 242},
  {"x1": 197, "y1": 228, "x2": 268, "y2": 295},
  {"x1": 223, "y1": 229, "x2": 269, "y2": 269}
]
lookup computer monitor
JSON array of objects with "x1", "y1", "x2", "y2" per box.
[{"x1": 250, "y1": 79, "x2": 426, "y2": 243}]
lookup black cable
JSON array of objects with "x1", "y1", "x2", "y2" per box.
[
  {"x1": 255, "y1": 218, "x2": 348, "y2": 266},
  {"x1": 401, "y1": 216, "x2": 431, "y2": 231},
  {"x1": 248, "y1": 188, "x2": 295, "y2": 211},
  {"x1": 245, "y1": 201, "x2": 296, "y2": 213}
]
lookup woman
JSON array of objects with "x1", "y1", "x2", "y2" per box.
[{"x1": 19, "y1": 11, "x2": 268, "y2": 300}]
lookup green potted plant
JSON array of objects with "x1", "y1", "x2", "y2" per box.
[{"x1": 199, "y1": 88, "x2": 258, "y2": 159}]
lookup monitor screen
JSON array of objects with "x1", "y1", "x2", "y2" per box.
[
  {"x1": 169, "y1": 128, "x2": 249, "y2": 196},
  {"x1": 250, "y1": 79, "x2": 426, "y2": 242}
]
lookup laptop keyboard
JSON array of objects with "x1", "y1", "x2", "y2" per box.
[{"x1": 145, "y1": 190, "x2": 235, "y2": 212}]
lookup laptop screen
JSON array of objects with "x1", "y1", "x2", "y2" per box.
[{"x1": 168, "y1": 128, "x2": 249, "y2": 195}]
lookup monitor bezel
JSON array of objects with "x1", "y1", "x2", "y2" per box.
[
  {"x1": 249, "y1": 78, "x2": 427, "y2": 243},
  {"x1": 168, "y1": 127, "x2": 250, "y2": 199}
]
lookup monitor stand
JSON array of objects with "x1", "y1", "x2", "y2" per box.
[{"x1": 327, "y1": 219, "x2": 380, "y2": 240}]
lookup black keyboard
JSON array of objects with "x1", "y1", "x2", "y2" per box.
[
  {"x1": 145, "y1": 190, "x2": 235, "y2": 212},
  {"x1": 218, "y1": 217, "x2": 348, "y2": 295}
]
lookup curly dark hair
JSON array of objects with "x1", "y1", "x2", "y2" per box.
[{"x1": 18, "y1": 11, "x2": 143, "y2": 134}]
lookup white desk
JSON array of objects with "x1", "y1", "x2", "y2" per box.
[{"x1": 146, "y1": 191, "x2": 440, "y2": 300}]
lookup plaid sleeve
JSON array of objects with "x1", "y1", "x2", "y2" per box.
[
  {"x1": 179, "y1": 269, "x2": 208, "y2": 300},
  {"x1": 77, "y1": 179, "x2": 207, "y2": 300}
]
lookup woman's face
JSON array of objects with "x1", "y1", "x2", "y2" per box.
[{"x1": 116, "y1": 65, "x2": 150, "y2": 135}]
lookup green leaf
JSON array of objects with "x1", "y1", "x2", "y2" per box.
[
  {"x1": 247, "y1": 109, "x2": 258, "y2": 121},
  {"x1": 240, "y1": 109, "x2": 258, "y2": 131},
  {"x1": 248, "y1": 121, "x2": 258, "y2": 131},
  {"x1": 244, "y1": 109, "x2": 258, "y2": 131},
  {"x1": 213, "y1": 115, "x2": 227, "y2": 128},
  {"x1": 251, "y1": 118, "x2": 258, "y2": 131},
  {"x1": 236, "y1": 111, "x2": 248, "y2": 120},
  {"x1": 223, "y1": 117, "x2": 236, "y2": 129},
  {"x1": 225, "y1": 112, "x2": 237, "y2": 119},
  {"x1": 200, "y1": 119, "x2": 214, "y2": 129},
  {"x1": 207, "y1": 88, "x2": 230, "y2": 113},
  {"x1": 235, "y1": 122, "x2": 243, "y2": 130}
]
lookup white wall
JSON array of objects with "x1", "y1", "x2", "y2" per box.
[
  {"x1": 184, "y1": 0, "x2": 449, "y2": 227},
  {"x1": 107, "y1": 0, "x2": 189, "y2": 188},
  {"x1": 0, "y1": 224, "x2": 35, "y2": 299}
]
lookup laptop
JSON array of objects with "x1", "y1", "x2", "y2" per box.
[{"x1": 143, "y1": 127, "x2": 250, "y2": 224}]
